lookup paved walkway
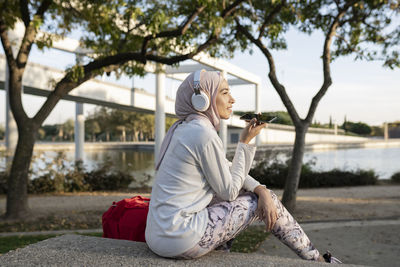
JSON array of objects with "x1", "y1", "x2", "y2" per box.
[
  {"x1": 255, "y1": 218, "x2": 400, "y2": 267},
  {"x1": 2, "y1": 218, "x2": 397, "y2": 266},
  {"x1": 0, "y1": 185, "x2": 398, "y2": 266},
  {"x1": 0, "y1": 234, "x2": 367, "y2": 266}
]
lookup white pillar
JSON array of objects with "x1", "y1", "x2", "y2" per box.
[
  {"x1": 384, "y1": 122, "x2": 389, "y2": 141},
  {"x1": 255, "y1": 83, "x2": 261, "y2": 146},
  {"x1": 121, "y1": 126, "x2": 126, "y2": 142},
  {"x1": 130, "y1": 77, "x2": 135, "y2": 106},
  {"x1": 219, "y1": 71, "x2": 228, "y2": 152},
  {"x1": 74, "y1": 103, "x2": 84, "y2": 161},
  {"x1": 5, "y1": 62, "x2": 18, "y2": 165},
  {"x1": 155, "y1": 65, "x2": 166, "y2": 165}
]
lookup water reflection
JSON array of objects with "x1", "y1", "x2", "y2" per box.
[
  {"x1": 1, "y1": 147, "x2": 399, "y2": 184},
  {"x1": 76, "y1": 149, "x2": 155, "y2": 187},
  {"x1": 304, "y1": 147, "x2": 400, "y2": 179},
  {"x1": 0, "y1": 149, "x2": 155, "y2": 187}
]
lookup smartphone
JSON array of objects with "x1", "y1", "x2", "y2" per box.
[{"x1": 239, "y1": 113, "x2": 277, "y2": 123}]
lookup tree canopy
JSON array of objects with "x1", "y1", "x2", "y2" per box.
[
  {"x1": 0, "y1": 0, "x2": 246, "y2": 219},
  {"x1": 1, "y1": 0, "x2": 399, "y2": 217},
  {"x1": 229, "y1": 0, "x2": 399, "y2": 211}
]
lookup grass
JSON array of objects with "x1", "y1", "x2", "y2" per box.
[
  {"x1": 0, "y1": 211, "x2": 103, "y2": 233},
  {"x1": 0, "y1": 226, "x2": 267, "y2": 255},
  {"x1": 82, "y1": 232, "x2": 103, "y2": 237},
  {"x1": 231, "y1": 225, "x2": 269, "y2": 253},
  {"x1": 0, "y1": 234, "x2": 58, "y2": 254}
]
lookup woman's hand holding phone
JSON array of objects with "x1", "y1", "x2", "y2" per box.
[
  {"x1": 240, "y1": 113, "x2": 277, "y2": 124},
  {"x1": 240, "y1": 118, "x2": 266, "y2": 144}
]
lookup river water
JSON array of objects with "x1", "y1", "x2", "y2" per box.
[
  {"x1": 303, "y1": 146, "x2": 400, "y2": 179},
  {"x1": 1, "y1": 146, "x2": 399, "y2": 187}
]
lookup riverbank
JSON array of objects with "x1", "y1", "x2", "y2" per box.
[
  {"x1": 0, "y1": 141, "x2": 155, "y2": 152},
  {"x1": 1, "y1": 138, "x2": 400, "y2": 153}
]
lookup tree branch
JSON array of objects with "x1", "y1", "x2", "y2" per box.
[
  {"x1": 16, "y1": 0, "x2": 52, "y2": 68},
  {"x1": 0, "y1": 20, "x2": 17, "y2": 68},
  {"x1": 33, "y1": 52, "x2": 144, "y2": 124},
  {"x1": 235, "y1": 18, "x2": 301, "y2": 126},
  {"x1": 35, "y1": 0, "x2": 53, "y2": 18},
  {"x1": 305, "y1": 0, "x2": 357, "y2": 123},
  {"x1": 19, "y1": 0, "x2": 30, "y2": 27},
  {"x1": 0, "y1": 19, "x2": 29, "y2": 125},
  {"x1": 141, "y1": 0, "x2": 245, "y2": 55},
  {"x1": 221, "y1": 0, "x2": 246, "y2": 18},
  {"x1": 334, "y1": 33, "x2": 365, "y2": 57},
  {"x1": 60, "y1": 2, "x2": 83, "y2": 18},
  {"x1": 338, "y1": 7, "x2": 373, "y2": 28},
  {"x1": 34, "y1": 0, "x2": 244, "y2": 125},
  {"x1": 34, "y1": 21, "x2": 223, "y2": 125},
  {"x1": 333, "y1": 0, "x2": 341, "y2": 10},
  {"x1": 141, "y1": 6, "x2": 206, "y2": 55},
  {"x1": 258, "y1": 1, "x2": 285, "y2": 40},
  {"x1": 145, "y1": 36, "x2": 218, "y2": 64}
]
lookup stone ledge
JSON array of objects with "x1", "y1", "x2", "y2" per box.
[{"x1": 0, "y1": 234, "x2": 368, "y2": 266}]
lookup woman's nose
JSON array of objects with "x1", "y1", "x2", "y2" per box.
[{"x1": 230, "y1": 95, "x2": 235, "y2": 104}]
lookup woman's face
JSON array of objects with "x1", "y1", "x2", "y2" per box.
[{"x1": 216, "y1": 79, "x2": 235, "y2": 119}]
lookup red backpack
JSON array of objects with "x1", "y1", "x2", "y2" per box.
[{"x1": 102, "y1": 195, "x2": 150, "y2": 242}]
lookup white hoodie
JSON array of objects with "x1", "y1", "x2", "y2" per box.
[{"x1": 145, "y1": 119, "x2": 259, "y2": 257}]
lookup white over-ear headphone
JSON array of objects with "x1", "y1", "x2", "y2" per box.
[{"x1": 191, "y1": 69, "x2": 210, "y2": 112}]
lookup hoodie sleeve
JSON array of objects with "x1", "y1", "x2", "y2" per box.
[
  {"x1": 225, "y1": 155, "x2": 261, "y2": 192},
  {"x1": 199, "y1": 137, "x2": 256, "y2": 201}
]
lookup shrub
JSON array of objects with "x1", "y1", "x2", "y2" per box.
[
  {"x1": 28, "y1": 174, "x2": 56, "y2": 194},
  {"x1": 300, "y1": 169, "x2": 378, "y2": 188},
  {"x1": 24, "y1": 153, "x2": 134, "y2": 194},
  {"x1": 81, "y1": 158, "x2": 127, "y2": 191},
  {"x1": 391, "y1": 172, "x2": 400, "y2": 184},
  {"x1": 250, "y1": 159, "x2": 378, "y2": 188},
  {"x1": 26, "y1": 167, "x2": 134, "y2": 194},
  {"x1": 249, "y1": 160, "x2": 287, "y2": 188},
  {"x1": 64, "y1": 169, "x2": 90, "y2": 192},
  {"x1": 84, "y1": 169, "x2": 133, "y2": 191}
]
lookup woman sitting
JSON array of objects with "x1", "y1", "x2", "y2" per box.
[{"x1": 145, "y1": 70, "x2": 341, "y2": 263}]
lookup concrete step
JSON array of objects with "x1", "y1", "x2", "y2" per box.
[{"x1": 0, "y1": 234, "x2": 368, "y2": 266}]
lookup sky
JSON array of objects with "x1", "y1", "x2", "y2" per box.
[{"x1": 0, "y1": 28, "x2": 399, "y2": 127}]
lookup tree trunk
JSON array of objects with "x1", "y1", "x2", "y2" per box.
[
  {"x1": 281, "y1": 125, "x2": 308, "y2": 213},
  {"x1": 6, "y1": 122, "x2": 37, "y2": 219}
]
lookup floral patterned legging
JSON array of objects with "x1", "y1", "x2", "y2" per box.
[{"x1": 176, "y1": 190, "x2": 321, "y2": 261}]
